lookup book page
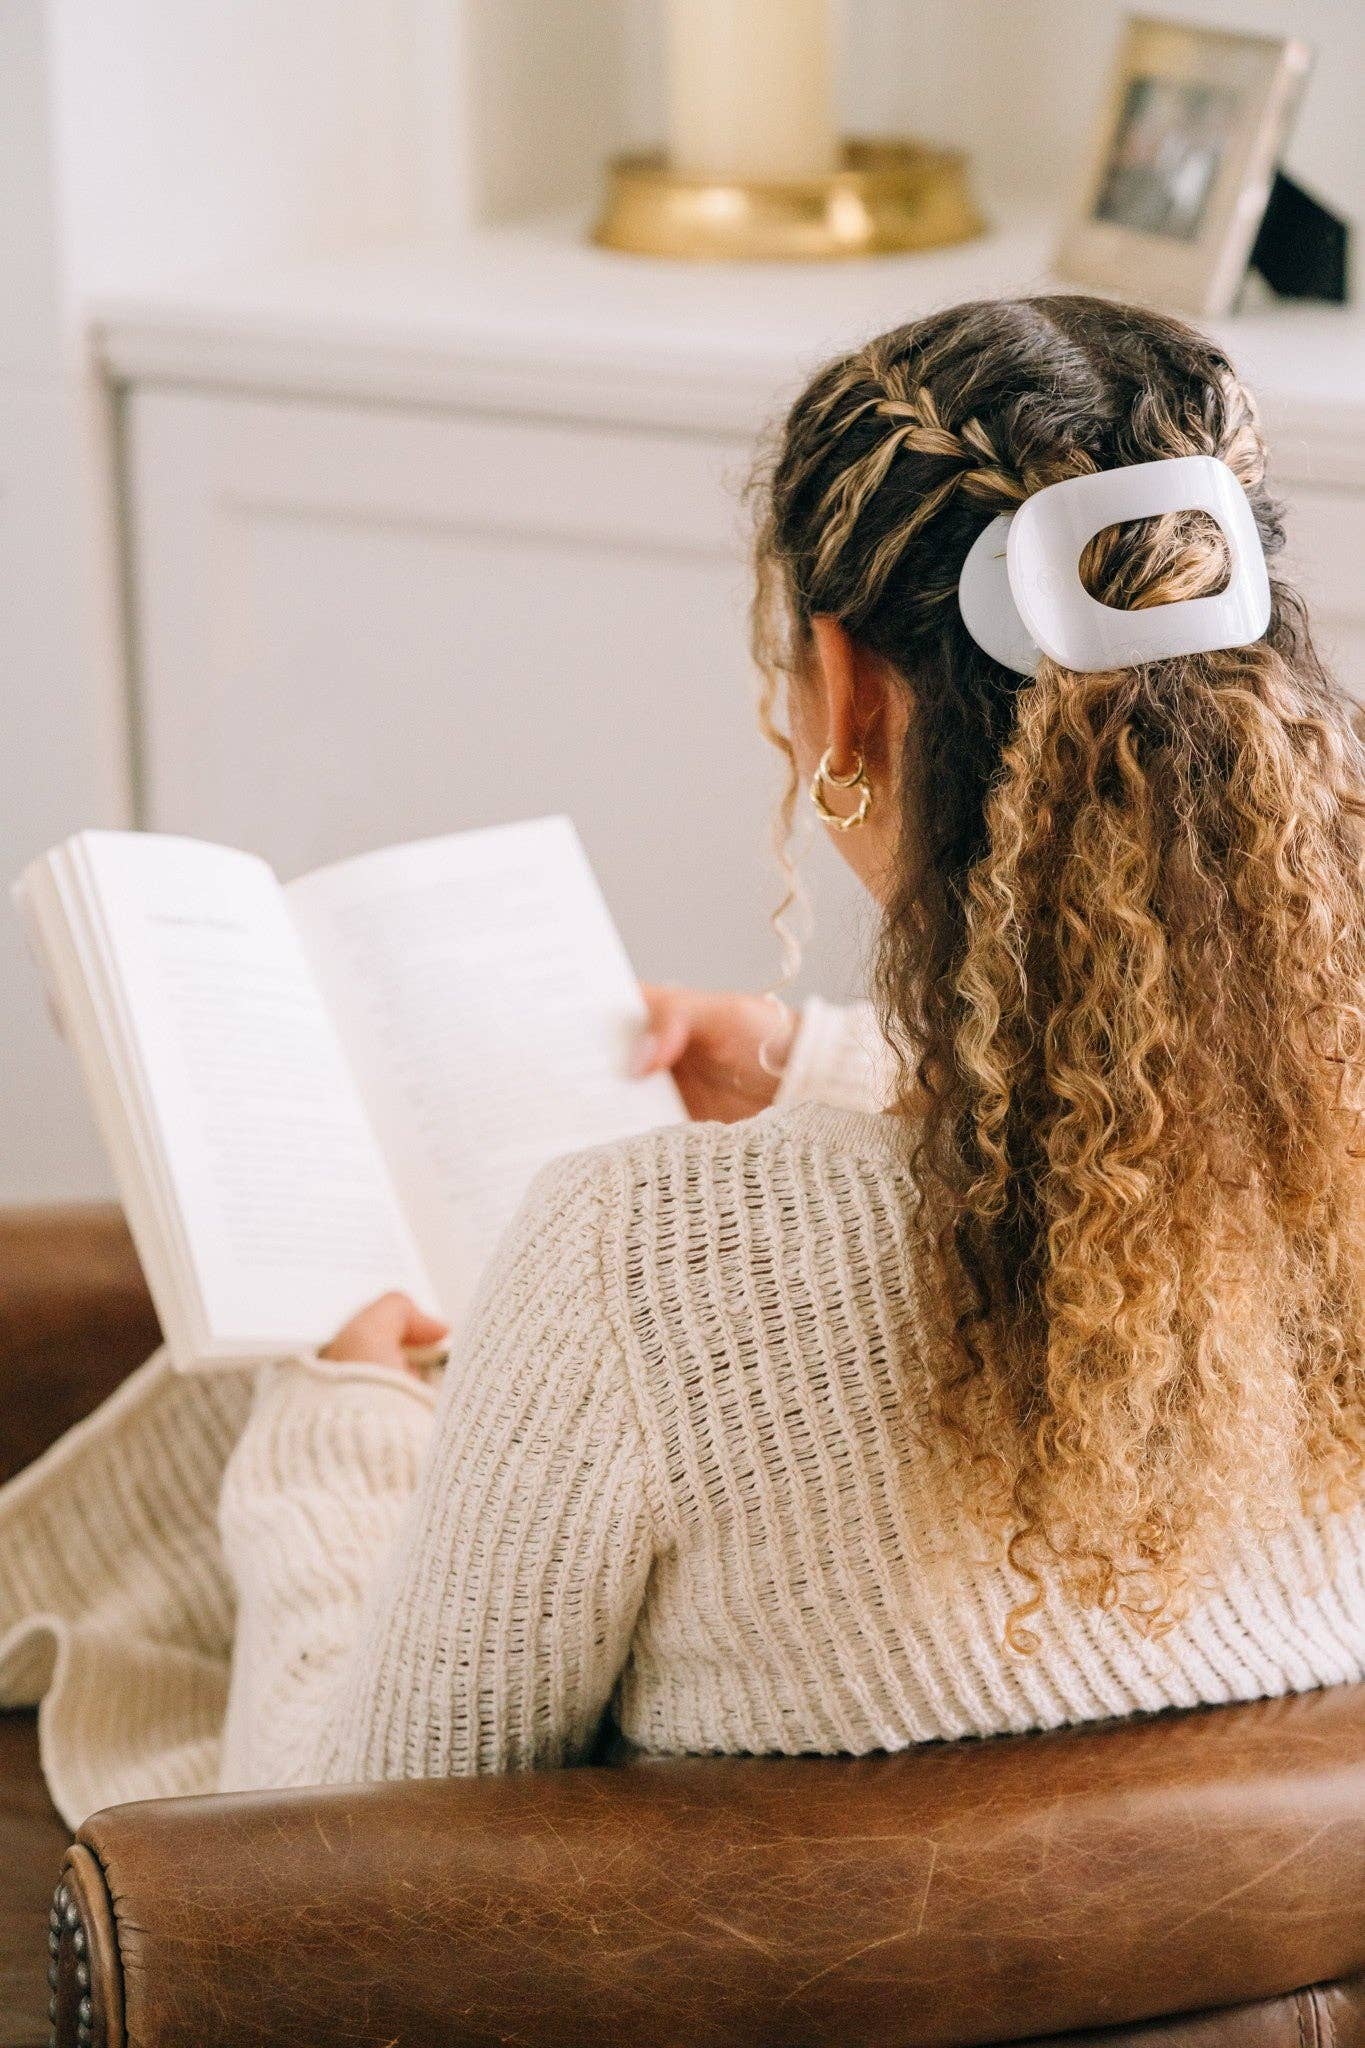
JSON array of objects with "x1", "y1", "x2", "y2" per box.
[
  {"x1": 287, "y1": 818, "x2": 684, "y2": 1322},
  {"x1": 17, "y1": 842, "x2": 207, "y2": 1366},
  {"x1": 72, "y1": 832, "x2": 433, "y2": 1356}
]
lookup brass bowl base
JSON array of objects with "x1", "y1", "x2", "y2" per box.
[{"x1": 592, "y1": 138, "x2": 985, "y2": 262}]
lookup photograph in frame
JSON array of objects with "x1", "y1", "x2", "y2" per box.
[{"x1": 1055, "y1": 16, "x2": 1312, "y2": 316}]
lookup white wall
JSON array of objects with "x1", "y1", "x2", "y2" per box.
[
  {"x1": 0, "y1": 2, "x2": 126, "y2": 1199},
  {"x1": 461, "y1": 0, "x2": 631, "y2": 222},
  {"x1": 42, "y1": 0, "x2": 637, "y2": 285},
  {"x1": 848, "y1": 1, "x2": 1365, "y2": 223},
  {"x1": 621, "y1": 0, "x2": 1365, "y2": 225},
  {"x1": 44, "y1": 0, "x2": 429, "y2": 292},
  {"x1": 1, "y1": 0, "x2": 64, "y2": 370}
]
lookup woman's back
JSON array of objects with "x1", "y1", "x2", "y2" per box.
[
  {"x1": 208, "y1": 1047, "x2": 1365, "y2": 1796},
  {"x1": 609, "y1": 1099, "x2": 1365, "y2": 1757}
]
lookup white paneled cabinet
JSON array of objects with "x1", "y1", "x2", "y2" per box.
[{"x1": 124, "y1": 385, "x2": 870, "y2": 998}]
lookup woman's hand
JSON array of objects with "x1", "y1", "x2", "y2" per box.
[
  {"x1": 633, "y1": 986, "x2": 797, "y2": 1123},
  {"x1": 320, "y1": 1294, "x2": 450, "y2": 1375}
]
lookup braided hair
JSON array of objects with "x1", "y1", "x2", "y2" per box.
[{"x1": 752, "y1": 293, "x2": 1365, "y2": 1640}]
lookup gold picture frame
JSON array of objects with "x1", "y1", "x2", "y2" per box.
[{"x1": 1054, "y1": 16, "x2": 1312, "y2": 318}]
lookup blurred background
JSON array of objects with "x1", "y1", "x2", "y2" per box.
[{"x1": 4, "y1": 0, "x2": 1363, "y2": 1202}]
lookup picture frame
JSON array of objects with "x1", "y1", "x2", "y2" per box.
[{"x1": 1054, "y1": 15, "x2": 1313, "y2": 318}]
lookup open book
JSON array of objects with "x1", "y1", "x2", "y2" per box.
[{"x1": 15, "y1": 818, "x2": 684, "y2": 1371}]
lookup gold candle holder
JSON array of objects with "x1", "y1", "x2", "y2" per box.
[{"x1": 592, "y1": 137, "x2": 984, "y2": 262}]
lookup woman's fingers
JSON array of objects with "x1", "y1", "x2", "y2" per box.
[
  {"x1": 632, "y1": 987, "x2": 698, "y2": 1076},
  {"x1": 633, "y1": 986, "x2": 793, "y2": 1121},
  {"x1": 321, "y1": 1292, "x2": 450, "y2": 1368},
  {"x1": 365, "y1": 1291, "x2": 447, "y2": 1345},
  {"x1": 404, "y1": 1305, "x2": 452, "y2": 1346}
]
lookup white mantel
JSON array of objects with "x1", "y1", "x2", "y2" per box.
[{"x1": 94, "y1": 212, "x2": 1365, "y2": 480}]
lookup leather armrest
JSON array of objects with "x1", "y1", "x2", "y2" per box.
[
  {"x1": 52, "y1": 1683, "x2": 1365, "y2": 2048},
  {"x1": 0, "y1": 1205, "x2": 159, "y2": 1481}
]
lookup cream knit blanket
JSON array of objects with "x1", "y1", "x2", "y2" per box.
[{"x1": 4, "y1": 1001, "x2": 1363, "y2": 1827}]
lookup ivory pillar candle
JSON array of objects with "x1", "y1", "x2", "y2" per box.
[{"x1": 665, "y1": 0, "x2": 838, "y2": 183}]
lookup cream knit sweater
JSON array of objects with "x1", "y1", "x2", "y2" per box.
[{"x1": 3, "y1": 1000, "x2": 1363, "y2": 1825}]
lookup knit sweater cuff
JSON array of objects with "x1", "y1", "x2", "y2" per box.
[
  {"x1": 214, "y1": 1353, "x2": 437, "y2": 1793},
  {"x1": 219, "y1": 1354, "x2": 437, "y2": 1544},
  {"x1": 773, "y1": 997, "x2": 896, "y2": 1116},
  {"x1": 267, "y1": 1351, "x2": 441, "y2": 1410}
]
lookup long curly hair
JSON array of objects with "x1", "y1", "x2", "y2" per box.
[{"x1": 752, "y1": 293, "x2": 1365, "y2": 1639}]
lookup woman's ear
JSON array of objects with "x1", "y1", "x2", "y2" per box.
[{"x1": 809, "y1": 615, "x2": 895, "y2": 771}]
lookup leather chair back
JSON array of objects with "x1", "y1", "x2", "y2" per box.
[{"x1": 53, "y1": 1681, "x2": 1365, "y2": 2047}]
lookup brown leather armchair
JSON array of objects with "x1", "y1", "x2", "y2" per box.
[{"x1": 4, "y1": 1207, "x2": 1364, "y2": 2048}]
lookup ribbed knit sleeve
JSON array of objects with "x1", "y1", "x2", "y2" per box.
[
  {"x1": 214, "y1": 1147, "x2": 658, "y2": 1793},
  {"x1": 774, "y1": 997, "x2": 897, "y2": 1115}
]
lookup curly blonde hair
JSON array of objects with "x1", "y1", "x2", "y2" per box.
[{"x1": 752, "y1": 293, "x2": 1365, "y2": 1640}]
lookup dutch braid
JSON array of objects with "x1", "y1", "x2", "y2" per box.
[{"x1": 806, "y1": 372, "x2": 1028, "y2": 610}]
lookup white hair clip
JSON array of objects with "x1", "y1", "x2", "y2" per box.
[{"x1": 957, "y1": 454, "x2": 1271, "y2": 677}]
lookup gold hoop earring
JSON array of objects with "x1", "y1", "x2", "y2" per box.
[{"x1": 810, "y1": 748, "x2": 873, "y2": 832}]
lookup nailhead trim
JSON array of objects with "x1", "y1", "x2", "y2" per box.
[{"x1": 48, "y1": 1872, "x2": 99, "y2": 2048}]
